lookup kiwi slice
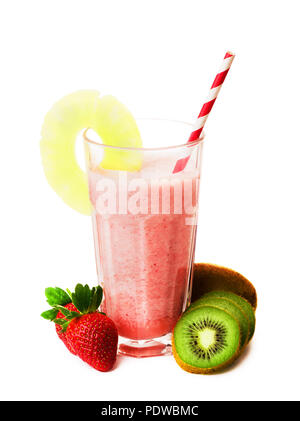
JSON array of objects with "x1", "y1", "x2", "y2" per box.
[
  {"x1": 202, "y1": 291, "x2": 256, "y2": 341},
  {"x1": 186, "y1": 296, "x2": 250, "y2": 349},
  {"x1": 192, "y1": 263, "x2": 257, "y2": 309},
  {"x1": 172, "y1": 305, "x2": 241, "y2": 374}
]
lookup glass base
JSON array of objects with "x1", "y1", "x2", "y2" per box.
[{"x1": 118, "y1": 333, "x2": 173, "y2": 358}]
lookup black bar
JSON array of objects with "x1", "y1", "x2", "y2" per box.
[{"x1": 0, "y1": 401, "x2": 296, "y2": 416}]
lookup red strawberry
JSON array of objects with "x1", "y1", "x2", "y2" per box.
[
  {"x1": 55, "y1": 303, "x2": 79, "y2": 355},
  {"x1": 41, "y1": 283, "x2": 118, "y2": 372},
  {"x1": 67, "y1": 312, "x2": 118, "y2": 372}
]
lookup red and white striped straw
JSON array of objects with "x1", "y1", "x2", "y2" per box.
[{"x1": 173, "y1": 51, "x2": 235, "y2": 173}]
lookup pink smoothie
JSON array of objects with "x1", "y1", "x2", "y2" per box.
[{"x1": 88, "y1": 168, "x2": 199, "y2": 340}]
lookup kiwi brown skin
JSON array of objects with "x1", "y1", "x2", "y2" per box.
[
  {"x1": 191, "y1": 263, "x2": 257, "y2": 310},
  {"x1": 172, "y1": 305, "x2": 241, "y2": 375}
]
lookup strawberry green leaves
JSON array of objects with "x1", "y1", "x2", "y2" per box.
[
  {"x1": 53, "y1": 305, "x2": 81, "y2": 320},
  {"x1": 45, "y1": 287, "x2": 71, "y2": 307},
  {"x1": 71, "y1": 284, "x2": 103, "y2": 313},
  {"x1": 41, "y1": 284, "x2": 103, "y2": 331},
  {"x1": 41, "y1": 308, "x2": 59, "y2": 321},
  {"x1": 71, "y1": 284, "x2": 90, "y2": 313},
  {"x1": 51, "y1": 304, "x2": 81, "y2": 332},
  {"x1": 89, "y1": 287, "x2": 103, "y2": 313}
]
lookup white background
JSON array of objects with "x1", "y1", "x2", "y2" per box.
[{"x1": 1, "y1": 0, "x2": 299, "y2": 401}]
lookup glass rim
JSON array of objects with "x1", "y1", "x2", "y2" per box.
[{"x1": 83, "y1": 118, "x2": 205, "y2": 152}]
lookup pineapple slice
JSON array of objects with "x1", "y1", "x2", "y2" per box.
[
  {"x1": 93, "y1": 95, "x2": 142, "y2": 171},
  {"x1": 40, "y1": 90, "x2": 142, "y2": 215}
]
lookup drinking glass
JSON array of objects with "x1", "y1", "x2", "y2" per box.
[{"x1": 84, "y1": 119, "x2": 204, "y2": 357}]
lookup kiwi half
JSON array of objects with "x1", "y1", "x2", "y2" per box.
[
  {"x1": 186, "y1": 296, "x2": 250, "y2": 349},
  {"x1": 172, "y1": 305, "x2": 241, "y2": 374},
  {"x1": 192, "y1": 263, "x2": 257, "y2": 309},
  {"x1": 202, "y1": 291, "x2": 256, "y2": 341}
]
